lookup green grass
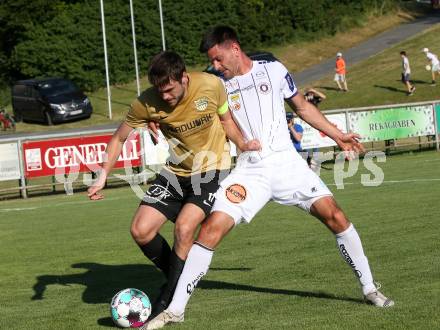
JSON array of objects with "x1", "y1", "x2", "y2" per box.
[
  {"x1": 309, "y1": 23, "x2": 440, "y2": 111},
  {"x1": 0, "y1": 151, "x2": 439, "y2": 329}
]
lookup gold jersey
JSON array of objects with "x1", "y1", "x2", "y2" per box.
[{"x1": 125, "y1": 72, "x2": 231, "y2": 177}]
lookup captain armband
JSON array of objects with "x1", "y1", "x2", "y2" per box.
[{"x1": 217, "y1": 101, "x2": 229, "y2": 115}]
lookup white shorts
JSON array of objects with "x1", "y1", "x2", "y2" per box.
[
  {"x1": 432, "y1": 63, "x2": 440, "y2": 73},
  {"x1": 211, "y1": 149, "x2": 333, "y2": 225},
  {"x1": 334, "y1": 73, "x2": 346, "y2": 82}
]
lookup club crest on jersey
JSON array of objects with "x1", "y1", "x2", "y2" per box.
[
  {"x1": 229, "y1": 94, "x2": 241, "y2": 111},
  {"x1": 194, "y1": 97, "x2": 209, "y2": 111},
  {"x1": 258, "y1": 82, "x2": 271, "y2": 94},
  {"x1": 225, "y1": 184, "x2": 247, "y2": 203}
]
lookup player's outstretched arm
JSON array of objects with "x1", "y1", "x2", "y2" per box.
[
  {"x1": 87, "y1": 122, "x2": 133, "y2": 200},
  {"x1": 306, "y1": 88, "x2": 326, "y2": 100},
  {"x1": 219, "y1": 110, "x2": 261, "y2": 151},
  {"x1": 287, "y1": 94, "x2": 364, "y2": 154}
]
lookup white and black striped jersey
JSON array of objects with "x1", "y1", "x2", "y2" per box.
[{"x1": 223, "y1": 60, "x2": 298, "y2": 159}]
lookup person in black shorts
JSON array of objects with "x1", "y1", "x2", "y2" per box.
[
  {"x1": 400, "y1": 51, "x2": 415, "y2": 95},
  {"x1": 87, "y1": 51, "x2": 260, "y2": 318}
]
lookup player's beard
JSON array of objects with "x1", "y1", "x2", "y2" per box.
[
  {"x1": 166, "y1": 88, "x2": 185, "y2": 108},
  {"x1": 222, "y1": 66, "x2": 237, "y2": 79}
]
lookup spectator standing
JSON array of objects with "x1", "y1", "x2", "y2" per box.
[
  {"x1": 286, "y1": 112, "x2": 304, "y2": 153},
  {"x1": 422, "y1": 48, "x2": 440, "y2": 86},
  {"x1": 400, "y1": 51, "x2": 416, "y2": 95},
  {"x1": 334, "y1": 52, "x2": 348, "y2": 91},
  {"x1": 303, "y1": 88, "x2": 327, "y2": 170}
]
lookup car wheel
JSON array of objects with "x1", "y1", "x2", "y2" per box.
[{"x1": 45, "y1": 112, "x2": 53, "y2": 125}]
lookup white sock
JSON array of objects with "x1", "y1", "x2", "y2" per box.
[
  {"x1": 167, "y1": 243, "x2": 214, "y2": 315},
  {"x1": 335, "y1": 224, "x2": 376, "y2": 295}
]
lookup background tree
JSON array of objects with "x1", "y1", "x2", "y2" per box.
[{"x1": 0, "y1": 0, "x2": 401, "y2": 95}]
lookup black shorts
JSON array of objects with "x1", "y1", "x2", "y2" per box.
[{"x1": 140, "y1": 169, "x2": 229, "y2": 222}]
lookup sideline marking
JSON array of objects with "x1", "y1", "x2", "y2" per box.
[
  {"x1": 327, "y1": 178, "x2": 440, "y2": 186},
  {"x1": 0, "y1": 196, "x2": 128, "y2": 213},
  {"x1": 1, "y1": 178, "x2": 439, "y2": 212},
  {"x1": 0, "y1": 207, "x2": 38, "y2": 212}
]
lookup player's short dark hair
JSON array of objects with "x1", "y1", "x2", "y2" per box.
[
  {"x1": 400, "y1": 51, "x2": 406, "y2": 56},
  {"x1": 148, "y1": 51, "x2": 186, "y2": 87},
  {"x1": 199, "y1": 25, "x2": 240, "y2": 53}
]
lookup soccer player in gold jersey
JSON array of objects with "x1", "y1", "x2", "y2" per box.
[{"x1": 87, "y1": 51, "x2": 259, "y2": 318}]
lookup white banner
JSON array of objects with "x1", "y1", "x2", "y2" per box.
[
  {"x1": 0, "y1": 143, "x2": 21, "y2": 181},
  {"x1": 296, "y1": 113, "x2": 347, "y2": 149},
  {"x1": 142, "y1": 130, "x2": 170, "y2": 166},
  {"x1": 141, "y1": 130, "x2": 237, "y2": 166}
]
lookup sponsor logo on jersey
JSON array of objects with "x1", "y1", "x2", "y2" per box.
[
  {"x1": 230, "y1": 94, "x2": 240, "y2": 102},
  {"x1": 229, "y1": 94, "x2": 241, "y2": 111},
  {"x1": 194, "y1": 97, "x2": 209, "y2": 111},
  {"x1": 256, "y1": 71, "x2": 266, "y2": 78},
  {"x1": 258, "y1": 82, "x2": 271, "y2": 94},
  {"x1": 339, "y1": 244, "x2": 362, "y2": 278},
  {"x1": 225, "y1": 184, "x2": 247, "y2": 203},
  {"x1": 285, "y1": 73, "x2": 296, "y2": 93},
  {"x1": 241, "y1": 84, "x2": 254, "y2": 92},
  {"x1": 168, "y1": 113, "x2": 214, "y2": 136},
  {"x1": 186, "y1": 271, "x2": 205, "y2": 294}
]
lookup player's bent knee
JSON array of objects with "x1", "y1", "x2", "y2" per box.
[
  {"x1": 197, "y1": 226, "x2": 223, "y2": 248},
  {"x1": 174, "y1": 222, "x2": 197, "y2": 245},
  {"x1": 324, "y1": 207, "x2": 350, "y2": 233},
  {"x1": 197, "y1": 217, "x2": 233, "y2": 249},
  {"x1": 130, "y1": 221, "x2": 157, "y2": 245}
]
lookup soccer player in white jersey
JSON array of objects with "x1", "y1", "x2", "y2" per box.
[{"x1": 145, "y1": 25, "x2": 394, "y2": 329}]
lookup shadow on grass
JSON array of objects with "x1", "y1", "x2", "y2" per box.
[
  {"x1": 32, "y1": 263, "x2": 163, "y2": 327},
  {"x1": 31, "y1": 263, "x2": 164, "y2": 303},
  {"x1": 199, "y1": 280, "x2": 364, "y2": 304},
  {"x1": 31, "y1": 263, "x2": 253, "y2": 304},
  {"x1": 314, "y1": 85, "x2": 341, "y2": 92},
  {"x1": 373, "y1": 85, "x2": 407, "y2": 94},
  {"x1": 32, "y1": 262, "x2": 363, "y2": 327},
  {"x1": 411, "y1": 79, "x2": 431, "y2": 85}
]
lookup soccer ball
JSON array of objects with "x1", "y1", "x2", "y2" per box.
[
  {"x1": 426, "y1": 64, "x2": 431, "y2": 71},
  {"x1": 110, "y1": 288, "x2": 151, "y2": 328}
]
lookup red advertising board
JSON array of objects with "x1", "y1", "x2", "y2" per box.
[{"x1": 22, "y1": 132, "x2": 142, "y2": 178}]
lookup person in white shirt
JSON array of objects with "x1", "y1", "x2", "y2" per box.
[
  {"x1": 145, "y1": 25, "x2": 394, "y2": 330},
  {"x1": 423, "y1": 47, "x2": 440, "y2": 85},
  {"x1": 400, "y1": 51, "x2": 416, "y2": 95}
]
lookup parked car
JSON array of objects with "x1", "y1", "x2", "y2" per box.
[{"x1": 11, "y1": 78, "x2": 92, "y2": 125}]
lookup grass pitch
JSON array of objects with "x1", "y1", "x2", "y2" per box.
[{"x1": 0, "y1": 150, "x2": 439, "y2": 329}]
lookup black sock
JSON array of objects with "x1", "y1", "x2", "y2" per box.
[
  {"x1": 152, "y1": 250, "x2": 185, "y2": 313},
  {"x1": 139, "y1": 234, "x2": 172, "y2": 277}
]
